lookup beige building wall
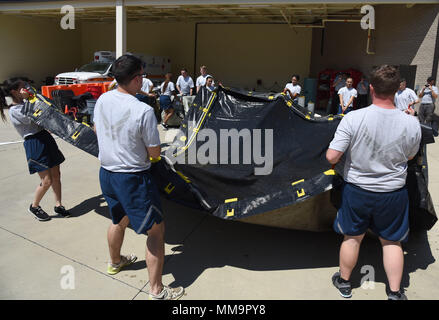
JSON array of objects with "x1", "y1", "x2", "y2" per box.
[
  {"x1": 196, "y1": 24, "x2": 312, "y2": 90},
  {"x1": 310, "y1": 4, "x2": 439, "y2": 92},
  {"x1": 79, "y1": 22, "x2": 312, "y2": 90},
  {"x1": 0, "y1": 15, "x2": 82, "y2": 88}
]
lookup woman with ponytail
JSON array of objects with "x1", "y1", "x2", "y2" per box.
[
  {"x1": 159, "y1": 72, "x2": 176, "y2": 129},
  {"x1": 1, "y1": 78, "x2": 70, "y2": 221}
]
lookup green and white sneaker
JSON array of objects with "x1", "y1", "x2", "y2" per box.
[
  {"x1": 149, "y1": 286, "x2": 185, "y2": 300},
  {"x1": 107, "y1": 254, "x2": 137, "y2": 275}
]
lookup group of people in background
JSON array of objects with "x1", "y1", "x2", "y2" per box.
[
  {"x1": 131, "y1": 65, "x2": 215, "y2": 129},
  {"x1": 324, "y1": 72, "x2": 438, "y2": 125}
]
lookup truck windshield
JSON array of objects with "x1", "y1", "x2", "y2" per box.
[{"x1": 78, "y1": 62, "x2": 111, "y2": 73}]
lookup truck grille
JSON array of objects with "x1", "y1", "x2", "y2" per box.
[{"x1": 57, "y1": 77, "x2": 76, "y2": 85}]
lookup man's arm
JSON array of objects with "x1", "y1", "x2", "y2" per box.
[
  {"x1": 326, "y1": 148, "x2": 344, "y2": 165},
  {"x1": 147, "y1": 145, "x2": 161, "y2": 159},
  {"x1": 339, "y1": 94, "x2": 344, "y2": 110},
  {"x1": 432, "y1": 86, "x2": 438, "y2": 99}
]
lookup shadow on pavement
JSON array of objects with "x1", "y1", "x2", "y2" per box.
[{"x1": 68, "y1": 194, "x2": 436, "y2": 293}]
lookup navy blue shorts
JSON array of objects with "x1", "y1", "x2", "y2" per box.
[
  {"x1": 334, "y1": 182, "x2": 410, "y2": 242},
  {"x1": 159, "y1": 95, "x2": 173, "y2": 110},
  {"x1": 99, "y1": 168, "x2": 163, "y2": 235},
  {"x1": 24, "y1": 130, "x2": 65, "y2": 174}
]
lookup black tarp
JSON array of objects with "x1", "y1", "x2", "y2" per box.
[
  {"x1": 167, "y1": 86, "x2": 437, "y2": 230},
  {"x1": 20, "y1": 86, "x2": 437, "y2": 231},
  {"x1": 21, "y1": 92, "x2": 98, "y2": 157}
]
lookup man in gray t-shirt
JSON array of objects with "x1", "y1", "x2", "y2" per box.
[
  {"x1": 94, "y1": 54, "x2": 184, "y2": 300},
  {"x1": 326, "y1": 65, "x2": 421, "y2": 300}
]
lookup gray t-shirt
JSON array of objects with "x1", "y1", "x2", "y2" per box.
[
  {"x1": 329, "y1": 104, "x2": 421, "y2": 192},
  {"x1": 93, "y1": 89, "x2": 161, "y2": 172},
  {"x1": 9, "y1": 104, "x2": 43, "y2": 138}
]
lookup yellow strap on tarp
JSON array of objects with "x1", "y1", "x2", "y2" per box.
[
  {"x1": 150, "y1": 156, "x2": 161, "y2": 163},
  {"x1": 291, "y1": 179, "x2": 304, "y2": 186},
  {"x1": 297, "y1": 189, "x2": 305, "y2": 197},
  {"x1": 324, "y1": 169, "x2": 336, "y2": 176},
  {"x1": 164, "y1": 183, "x2": 175, "y2": 194},
  {"x1": 225, "y1": 198, "x2": 238, "y2": 203}
]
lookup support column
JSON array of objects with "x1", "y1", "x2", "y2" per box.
[{"x1": 116, "y1": 0, "x2": 126, "y2": 58}]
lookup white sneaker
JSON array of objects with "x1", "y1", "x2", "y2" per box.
[{"x1": 149, "y1": 285, "x2": 184, "y2": 300}]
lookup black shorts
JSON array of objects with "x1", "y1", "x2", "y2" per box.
[{"x1": 24, "y1": 130, "x2": 65, "y2": 174}]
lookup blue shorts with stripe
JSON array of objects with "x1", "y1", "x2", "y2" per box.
[
  {"x1": 99, "y1": 167, "x2": 163, "y2": 235},
  {"x1": 24, "y1": 130, "x2": 65, "y2": 174},
  {"x1": 334, "y1": 182, "x2": 410, "y2": 243}
]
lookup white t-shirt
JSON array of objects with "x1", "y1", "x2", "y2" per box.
[
  {"x1": 284, "y1": 83, "x2": 301, "y2": 101},
  {"x1": 9, "y1": 104, "x2": 43, "y2": 138},
  {"x1": 338, "y1": 87, "x2": 358, "y2": 108},
  {"x1": 394, "y1": 88, "x2": 418, "y2": 111},
  {"x1": 329, "y1": 105, "x2": 421, "y2": 192},
  {"x1": 141, "y1": 78, "x2": 154, "y2": 94},
  {"x1": 196, "y1": 74, "x2": 211, "y2": 87},
  {"x1": 93, "y1": 89, "x2": 161, "y2": 172},
  {"x1": 176, "y1": 75, "x2": 194, "y2": 95},
  {"x1": 421, "y1": 85, "x2": 438, "y2": 104},
  {"x1": 160, "y1": 81, "x2": 176, "y2": 96}
]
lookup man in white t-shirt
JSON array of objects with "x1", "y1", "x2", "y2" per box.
[
  {"x1": 418, "y1": 76, "x2": 438, "y2": 125},
  {"x1": 327, "y1": 65, "x2": 421, "y2": 300},
  {"x1": 338, "y1": 77, "x2": 357, "y2": 114},
  {"x1": 177, "y1": 68, "x2": 195, "y2": 115},
  {"x1": 136, "y1": 75, "x2": 157, "y2": 106},
  {"x1": 94, "y1": 54, "x2": 184, "y2": 300},
  {"x1": 176, "y1": 69, "x2": 194, "y2": 96},
  {"x1": 196, "y1": 65, "x2": 212, "y2": 93},
  {"x1": 282, "y1": 75, "x2": 301, "y2": 103},
  {"x1": 394, "y1": 78, "x2": 419, "y2": 112}
]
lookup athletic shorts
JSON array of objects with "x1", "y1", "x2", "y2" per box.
[
  {"x1": 99, "y1": 167, "x2": 163, "y2": 235},
  {"x1": 333, "y1": 182, "x2": 410, "y2": 242},
  {"x1": 24, "y1": 130, "x2": 65, "y2": 174},
  {"x1": 159, "y1": 95, "x2": 173, "y2": 110}
]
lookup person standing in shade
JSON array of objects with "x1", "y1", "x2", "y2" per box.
[
  {"x1": 338, "y1": 77, "x2": 357, "y2": 114},
  {"x1": 176, "y1": 68, "x2": 195, "y2": 114},
  {"x1": 282, "y1": 75, "x2": 301, "y2": 104},
  {"x1": 326, "y1": 65, "x2": 421, "y2": 300},
  {"x1": 330, "y1": 73, "x2": 348, "y2": 114},
  {"x1": 418, "y1": 77, "x2": 438, "y2": 125},
  {"x1": 159, "y1": 72, "x2": 177, "y2": 129},
  {"x1": 93, "y1": 55, "x2": 184, "y2": 300},
  {"x1": 196, "y1": 66, "x2": 212, "y2": 93},
  {"x1": 394, "y1": 78, "x2": 419, "y2": 112},
  {"x1": 136, "y1": 74, "x2": 157, "y2": 106},
  {"x1": 205, "y1": 76, "x2": 216, "y2": 92},
  {"x1": 356, "y1": 76, "x2": 369, "y2": 109}
]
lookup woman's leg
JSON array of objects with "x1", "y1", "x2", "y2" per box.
[
  {"x1": 163, "y1": 108, "x2": 174, "y2": 125},
  {"x1": 49, "y1": 165, "x2": 62, "y2": 207},
  {"x1": 32, "y1": 169, "x2": 52, "y2": 207}
]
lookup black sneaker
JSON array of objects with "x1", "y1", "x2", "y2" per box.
[
  {"x1": 54, "y1": 205, "x2": 71, "y2": 217},
  {"x1": 388, "y1": 290, "x2": 408, "y2": 300},
  {"x1": 161, "y1": 122, "x2": 168, "y2": 130},
  {"x1": 28, "y1": 205, "x2": 51, "y2": 221},
  {"x1": 332, "y1": 272, "x2": 352, "y2": 298}
]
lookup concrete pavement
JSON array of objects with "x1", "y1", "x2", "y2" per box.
[{"x1": 0, "y1": 113, "x2": 438, "y2": 300}]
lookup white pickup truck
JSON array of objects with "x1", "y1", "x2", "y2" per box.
[{"x1": 54, "y1": 51, "x2": 171, "y2": 86}]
